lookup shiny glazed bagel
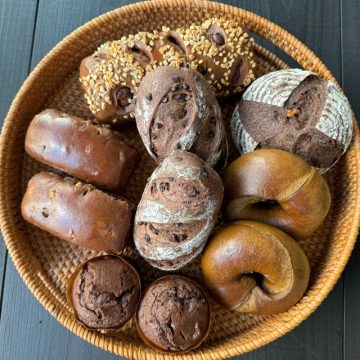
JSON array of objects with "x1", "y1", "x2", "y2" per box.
[
  {"x1": 223, "y1": 149, "x2": 331, "y2": 239},
  {"x1": 201, "y1": 221, "x2": 310, "y2": 315}
]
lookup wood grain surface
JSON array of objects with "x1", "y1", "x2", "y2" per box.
[{"x1": 0, "y1": 1, "x2": 359, "y2": 359}]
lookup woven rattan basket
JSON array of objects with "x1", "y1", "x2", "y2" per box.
[{"x1": 1, "y1": 0, "x2": 359, "y2": 359}]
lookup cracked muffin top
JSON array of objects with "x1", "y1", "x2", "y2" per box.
[
  {"x1": 136, "y1": 275, "x2": 210, "y2": 352},
  {"x1": 69, "y1": 255, "x2": 141, "y2": 329}
]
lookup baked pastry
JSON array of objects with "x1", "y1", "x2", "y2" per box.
[
  {"x1": 135, "y1": 66, "x2": 227, "y2": 168},
  {"x1": 136, "y1": 275, "x2": 211, "y2": 353},
  {"x1": 67, "y1": 255, "x2": 141, "y2": 329},
  {"x1": 134, "y1": 151, "x2": 223, "y2": 270},
  {"x1": 25, "y1": 109, "x2": 139, "y2": 194},
  {"x1": 201, "y1": 221, "x2": 310, "y2": 314},
  {"x1": 80, "y1": 18, "x2": 256, "y2": 123},
  {"x1": 222, "y1": 149, "x2": 331, "y2": 239},
  {"x1": 231, "y1": 68, "x2": 353, "y2": 172},
  {"x1": 21, "y1": 172, "x2": 133, "y2": 252}
]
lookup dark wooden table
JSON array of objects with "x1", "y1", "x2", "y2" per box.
[{"x1": 0, "y1": 1, "x2": 359, "y2": 359}]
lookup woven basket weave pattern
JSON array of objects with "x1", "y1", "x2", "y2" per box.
[{"x1": 0, "y1": 1, "x2": 359, "y2": 359}]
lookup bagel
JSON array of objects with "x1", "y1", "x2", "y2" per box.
[
  {"x1": 223, "y1": 149, "x2": 331, "y2": 239},
  {"x1": 201, "y1": 220, "x2": 310, "y2": 314}
]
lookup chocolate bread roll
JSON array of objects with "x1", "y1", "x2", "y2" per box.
[
  {"x1": 135, "y1": 66, "x2": 227, "y2": 168},
  {"x1": 136, "y1": 275, "x2": 211, "y2": 353},
  {"x1": 134, "y1": 151, "x2": 223, "y2": 271},
  {"x1": 68, "y1": 255, "x2": 141, "y2": 329},
  {"x1": 25, "y1": 109, "x2": 139, "y2": 194},
  {"x1": 231, "y1": 69, "x2": 353, "y2": 172},
  {"x1": 21, "y1": 172, "x2": 133, "y2": 252},
  {"x1": 80, "y1": 18, "x2": 256, "y2": 123}
]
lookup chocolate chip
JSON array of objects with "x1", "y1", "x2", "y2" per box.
[
  {"x1": 211, "y1": 32, "x2": 225, "y2": 45},
  {"x1": 176, "y1": 143, "x2": 182, "y2": 149},
  {"x1": 179, "y1": 109, "x2": 187, "y2": 118},
  {"x1": 146, "y1": 94, "x2": 152, "y2": 101},
  {"x1": 130, "y1": 46, "x2": 150, "y2": 64},
  {"x1": 230, "y1": 58, "x2": 244, "y2": 85},
  {"x1": 179, "y1": 234, "x2": 188, "y2": 241},
  {"x1": 197, "y1": 65, "x2": 208, "y2": 76},
  {"x1": 152, "y1": 133, "x2": 158, "y2": 140},
  {"x1": 188, "y1": 187, "x2": 200, "y2": 197},
  {"x1": 149, "y1": 224, "x2": 159, "y2": 235},
  {"x1": 41, "y1": 208, "x2": 49, "y2": 218},
  {"x1": 151, "y1": 181, "x2": 157, "y2": 193},
  {"x1": 155, "y1": 123, "x2": 163, "y2": 129},
  {"x1": 159, "y1": 182, "x2": 170, "y2": 191},
  {"x1": 170, "y1": 233, "x2": 180, "y2": 242},
  {"x1": 180, "y1": 83, "x2": 190, "y2": 90},
  {"x1": 173, "y1": 93, "x2": 188, "y2": 101},
  {"x1": 170, "y1": 84, "x2": 181, "y2": 92},
  {"x1": 173, "y1": 76, "x2": 182, "y2": 83},
  {"x1": 161, "y1": 96, "x2": 168, "y2": 103},
  {"x1": 112, "y1": 86, "x2": 132, "y2": 109}
]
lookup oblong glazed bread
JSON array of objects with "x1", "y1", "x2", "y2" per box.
[{"x1": 21, "y1": 172, "x2": 133, "y2": 252}]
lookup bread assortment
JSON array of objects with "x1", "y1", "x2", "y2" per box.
[
  {"x1": 231, "y1": 69, "x2": 353, "y2": 172},
  {"x1": 25, "y1": 109, "x2": 139, "y2": 193},
  {"x1": 222, "y1": 149, "x2": 331, "y2": 239},
  {"x1": 80, "y1": 18, "x2": 256, "y2": 123},
  {"x1": 19, "y1": 16, "x2": 355, "y2": 354},
  {"x1": 136, "y1": 275, "x2": 210, "y2": 353},
  {"x1": 135, "y1": 66, "x2": 227, "y2": 169},
  {"x1": 134, "y1": 151, "x2": 223, "y2": 270},
  {"x1": 67, "y1": 255, "x2": 141, "y2": 329},
  {"x1": 21, "y1": 172, "x2": 133, "y2": 252},
  {"x1": 201, "y1": 221, "x2": 310, "y2": 314}
]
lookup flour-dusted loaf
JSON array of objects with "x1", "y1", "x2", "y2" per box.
[
  {"x1": 21, "y1": 172, "x2": 133, "y2": 252},
  {"x1": 134, "y1": 151, "x2": 223, "y2": 271},
  {"x1": 25, "y1": 109, "x2": 139, "y2": 193},
  {"x1": 80, "y1": 18, "x2": 256, "y2": 123},
  {"x1": 135, "y1": 66, "x2": 227, "y2": 169},
  {"x1": 231, "y1": 69, "x2": 353, "y2": 172}
]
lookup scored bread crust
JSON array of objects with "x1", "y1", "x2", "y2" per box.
[{"x1": 134, "y1": 151, "x2": 223, "y2": 271}]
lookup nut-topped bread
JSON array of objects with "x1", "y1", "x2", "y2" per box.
[{"x1": 80, "y1": 18, "x2": 256, "y2": 123}]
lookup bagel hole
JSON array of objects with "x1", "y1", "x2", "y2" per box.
[
  {"x1": 240, "y1": 272, "x2": 264, "y2": 287},
  {"x1": 252, "y1": 199, "x2": 280, "y2": 209}
]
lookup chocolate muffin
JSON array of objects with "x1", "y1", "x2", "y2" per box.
[
  {"x1": 135, "y1": 66, "x2": 227, "y2": 169},
  {"x1": 134, "y1": 151, "x2": 223, "y2": 271},
  {"x1": 21, "y1": 172, "x2": 133, "y2": 252},
  {"x1": 136, "y1": 275, "x2": 211, "y2": 353},
  {"x1": 68, "y1": 255, "x2": 141, "y2": 329},
  {"x1": 231, "y1": 69, "x2": 353, "y2": 172},
  {"x1": 25, "y1": 109, "x2": 139, "y2": 193}
]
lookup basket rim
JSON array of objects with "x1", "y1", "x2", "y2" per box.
[{"x1": 1, "y1": 0, "x2": 360, "y2": 359}]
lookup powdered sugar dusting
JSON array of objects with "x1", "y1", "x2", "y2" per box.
[
  {"x1": 316, "y1": 81, "x2": 353, "y2": 151},
  {"x1": 230, "y1": 103, "x2": 258, "y2": 154},
  {"x1": 243, "y1": 69, "x2": 313, "y2": 107}
]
